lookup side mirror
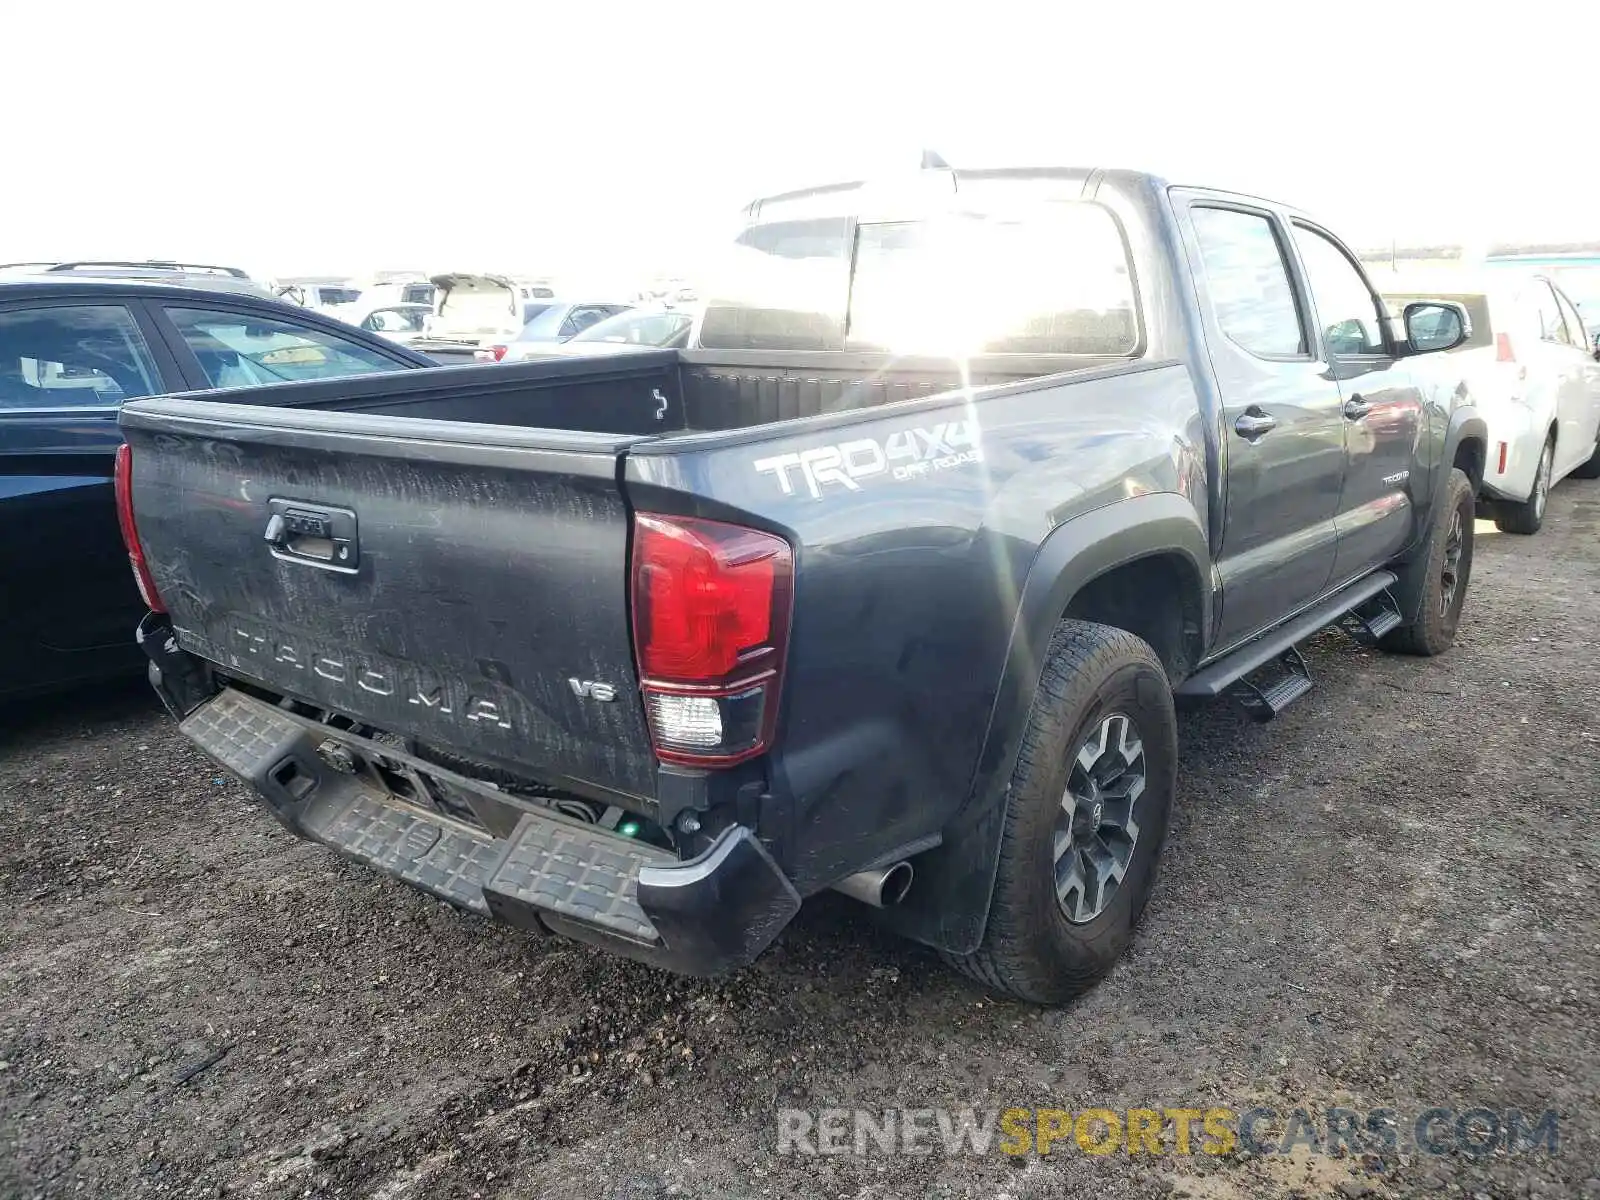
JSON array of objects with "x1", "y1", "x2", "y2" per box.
[{"x1": 1402, "y1": 301, "x2": 1471, "y2": 355}]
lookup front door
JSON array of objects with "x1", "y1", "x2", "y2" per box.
[
  {"x1": 1288, "y1": 222, "x2": 1425, "y2": 586},
  {"x1": 0, "y1": 300, "x2": 170, "y2": 693},
  {"x1": 1177, "y1": 198, "x2": 1348, "y2": 649}
]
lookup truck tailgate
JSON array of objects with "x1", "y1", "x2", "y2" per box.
[{"x1": 119, "y1": 398, "x2": 659, "y2": 800}]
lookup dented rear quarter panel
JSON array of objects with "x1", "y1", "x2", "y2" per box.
[{"x1": 624, "y1": 359, "x2": 1208, "y2": 890}]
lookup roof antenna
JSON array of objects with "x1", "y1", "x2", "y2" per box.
[{"x1": 920, "y1": 148, "x2": 950, "y2": 169}]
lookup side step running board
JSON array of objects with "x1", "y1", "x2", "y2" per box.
[
  {"x1": 1337, "y1": 588, "x2": 1404, "y2": 644},
  {"x1": 1177, "y1": 570, "x2": 1400, "y2": 708},
  {"x1": 1226, "y1": 646, "x2": 1313, "y2": 722}
]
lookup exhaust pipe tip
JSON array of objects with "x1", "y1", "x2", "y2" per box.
[
  {"x1": 879, "y1": 860, "x2": 913, "y2": 906},
  {"x1": 833, "y1": 860, "x2": 914, "y2": 908}
]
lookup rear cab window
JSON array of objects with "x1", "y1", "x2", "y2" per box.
[
  {"x1": 697, "y1": 203, "x2": 1140, "y2": 357},
  {"x1": 0, "y1": 304, "x2": 161, "y2": 409}
]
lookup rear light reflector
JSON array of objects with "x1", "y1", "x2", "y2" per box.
[
  {"x1": 631, "y1": 514, "x2": 793, "y2": 766},
  {"x1": 113, "y1": 442, "x2": 166, "y2": 614},
  {"x1": 1498, "y1": 441, "x2": 1508, "y2": 474}
]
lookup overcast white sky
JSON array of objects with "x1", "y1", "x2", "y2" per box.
[{"x1": 7, "y1": 0, "x2": 1597, "y2": 284}]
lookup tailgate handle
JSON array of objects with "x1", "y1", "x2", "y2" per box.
[{"x1": 265, "y1": 499, "x2": 359, "y2": 573}]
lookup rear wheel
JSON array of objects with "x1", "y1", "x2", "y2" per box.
[
  {"x1": 941, "y1": 620, "x2": 1177, "y2": 1005},
  {"x1": 1382, "y1": 467, "x2": 1475, "y2": 656},
  {"x1": 1571, "y1": 436, "x2": 1600, "y2": 480},
  {"x1": 1494, "y1": 436, "x2": 1553, "y2": 535}
]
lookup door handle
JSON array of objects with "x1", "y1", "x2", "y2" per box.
[
  {"x1": 1343, "y1": 395, "x2": 1373, "y2": 420},
  {"x1": 1234, "y1": 410, "x2": 1277, "y2": 439}
]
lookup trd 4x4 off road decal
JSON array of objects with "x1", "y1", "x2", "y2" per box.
[{"x1": 753, "y1": 419, "x2": 982, "y2": 499}]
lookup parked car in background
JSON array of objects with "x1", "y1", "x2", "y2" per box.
[
  {"x1": 357, "y1": 278, "x2": 437, "y2": 309},
  {"x1": 328, "y1": 299, "x2": 435, "y2": 349},
  {"x1": 1382, "y1": 271, "x2": 1600, "y2": 533},
  {"x1": 412, "y1": 273, "x2": 559, "y2": 362},
  {"x1": 273, "y1": 277, "x2": 365, "y2": 311},
  {"x1": 1, "y1": 260, "x2": 276, "y2": 300},
  {"x1": 1485, "y1": 254, "x2": 1600, "y2": 341},
  {"x1": 0, "y1": 276, "x2": 436, "y2": 702},
  {"x1": 483, "y1": 300, "x2": 672, "y2": 361},
  {"x1": 513, "y1": 305, "x2": 699, "y2": 359}
]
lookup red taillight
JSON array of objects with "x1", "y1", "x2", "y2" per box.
[
  {"x1": 1495, "y1": 332, "x2": 1517, "y2": 363},
  {"x1": 113, "y1": 443, "x2": 166, "y2": 614},
  {"x1": 472, "y1": 345, "x2": 508, "y2": 363},
  {"x1": 630, "y1": 514, "x2": 792, "y2": 766}
]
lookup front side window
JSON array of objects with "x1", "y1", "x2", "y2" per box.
[
  {"x1": 166, "y1": 307, "x2": 407, "y2": 389},
  {"x1": 1190, "y1": 207, "x2": 1306, "y2": 357},
  {"x1": 1292, "y1": 225, "x2": 1388, "y2": 356},
  {"x1": 362, "y1": 307, "x2": 429, "y2": 334},
  {"x1": 0, "y1": 304, "x2": 160, "y2": 409},
  {"x1": 847, "y1": 204, "x2": 1138, "y2": 356}
]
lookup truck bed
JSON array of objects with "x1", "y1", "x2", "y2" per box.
[{"x1": 171, "y1": 349, "x2": 1123, "y2": 438}]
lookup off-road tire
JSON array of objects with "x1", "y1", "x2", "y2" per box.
[
  {"x1": 1494, "y1": 436, "x2": 1553, "y2": 535},
  {"x1": 1381, "y1": 467, "x2": 1475, "y2": 656},
  {"x1": 941, "y1": 620, "x2": 1177, "y2": 1005}
]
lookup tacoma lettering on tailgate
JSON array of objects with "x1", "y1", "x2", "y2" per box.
[{"x1": 219, "y1": 617, "x2": 514, "y2": 731}]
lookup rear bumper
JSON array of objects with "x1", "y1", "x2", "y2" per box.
[
  {"x1": 178, "y1": 686, "x2": 800, "y2": 975},
  {"x1": 1476, "y1": 400, "x2": 1543, "y2": 503}
]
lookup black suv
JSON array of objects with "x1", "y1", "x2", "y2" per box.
[{"x1": 0, "y1": 276, "x2": 437, "y2": 702}]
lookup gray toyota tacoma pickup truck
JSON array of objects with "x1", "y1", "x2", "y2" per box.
[{"x1": 116, "y1": 166, "x2": 1486, "y2": 1004}]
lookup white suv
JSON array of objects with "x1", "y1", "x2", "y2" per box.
[{"x1": 1383, "y1": 271, "x2": 1600, "y2": 534}]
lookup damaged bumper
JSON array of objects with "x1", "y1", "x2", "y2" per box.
[{"x1": 178, "y1": 686, "x2": 800, "y2": 976}]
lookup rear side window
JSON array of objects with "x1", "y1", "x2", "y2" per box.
[
  {"x1": 166, "y1": 307, "x2": 408, "y2": 389},
  {"x1": 697, "y1": 217, "x2": 853, "y2": 351},
  {"x1": 1528, "y1": 281, "x2": 1575, "y2": 347},
  {"x1": 846, "y1": 204, "x2": 1138, "y2": 356},
  {"x1": 0, "y1": 304, "x2": 161, "y2": 409},
  {"x1": 1189, "y1": 207, "x2": 1306, "y2": 357},
  {"x1": 1554, "y1": 289, "x2": 1590, "y2": 349}
]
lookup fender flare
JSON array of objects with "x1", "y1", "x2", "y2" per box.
[
  {"x1": 1392, "y1": 407, "x2": 1486, "y2": 623},
  {"x1": 875, "y1": 492, "x2": 1211, "y2": 955}
]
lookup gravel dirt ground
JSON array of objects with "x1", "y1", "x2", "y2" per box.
[{"x1": 2, "y1": 484, "x2": 1596, "y2": 1200}]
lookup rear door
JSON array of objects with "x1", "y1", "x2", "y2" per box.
[
  {"x1": 1547, "y1": 283, "x2": 1600, "y2": 475},
  {"x1": 1287, "y1": 221, "x2": 1425, "y2": 586},
  {"x1": 119, "y1": 398, "x2": 661, "y2": 800},
  {"x1": 1176, "y1": 197, "x2": 1346, "y2": 647}
]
